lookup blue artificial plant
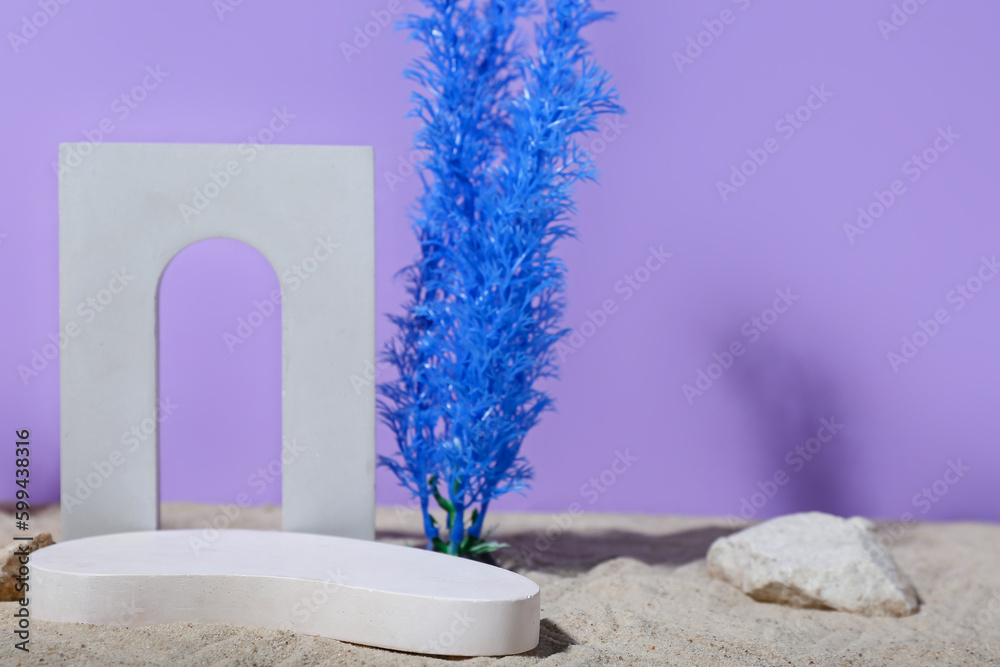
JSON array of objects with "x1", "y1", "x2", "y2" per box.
[{"x1": 379, "y1": 0, "x2": 623, "y2": 559}]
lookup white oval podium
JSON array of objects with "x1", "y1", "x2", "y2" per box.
[{"x1": 32, "y1": 530, "x2": 540, "y2": 657}]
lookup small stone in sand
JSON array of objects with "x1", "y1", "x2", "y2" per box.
[
  {"x1": 0, "y1": 532, "x2": 55, "y2": 601},
  {"x1": 706, "y1": 512, "x2": 919, "y2": 617}
]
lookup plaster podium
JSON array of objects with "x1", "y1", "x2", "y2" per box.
[{"x1": 33, "y1": 143, "x2": 540, "y2": 657}]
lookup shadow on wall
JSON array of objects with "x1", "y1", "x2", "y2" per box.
[{"x1": 727, "y1": 337, "x2": 860, "y2": 519}]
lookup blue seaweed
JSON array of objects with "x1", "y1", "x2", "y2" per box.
[{"x1": 378, "y1": 0, "x2": 623, "y2": 557}]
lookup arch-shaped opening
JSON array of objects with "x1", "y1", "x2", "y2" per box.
[{"x1": 156, "y1": 238, "x2": 282, "y2": 528}]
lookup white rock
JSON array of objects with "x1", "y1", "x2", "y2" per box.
[{"x1": 707, "y1": 512, "x2": 919, "y2": 617}]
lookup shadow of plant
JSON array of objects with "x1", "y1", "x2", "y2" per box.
[
  {"x1": 377, "y1": 525, "x2": 741, "y2": 574},
  {"x1": 497, "y1": 526, "x2": 741, "y2": 573}
]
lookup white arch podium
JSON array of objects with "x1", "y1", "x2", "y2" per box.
[
  {"x1": 50, "y1": 142, "x2": 540, "y2": 656},
  {"x1": 59, "y1": 142, "x2": 375, "y2": 540}
]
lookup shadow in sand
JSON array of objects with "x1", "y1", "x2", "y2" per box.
[
  {"x1": 377, "y1": 525, "x2": 740, "y2": 574},
  {"x1": 345, "y1": 618, "x2": 574, "y2": 661},
  {"x1": 527, "y1": 619, "x2": 575, "y2": 658},
  {"x1": 500, "y1": 526, "x2": 741, "y2": 573}
]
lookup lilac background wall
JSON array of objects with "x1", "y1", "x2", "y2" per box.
[{"x1": 2, "y1": 0, "x2": 998, "y2": 521}]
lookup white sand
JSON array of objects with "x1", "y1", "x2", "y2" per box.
[{"x1": 1, "y1": 503, "x2": 998, "y2": 665}]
